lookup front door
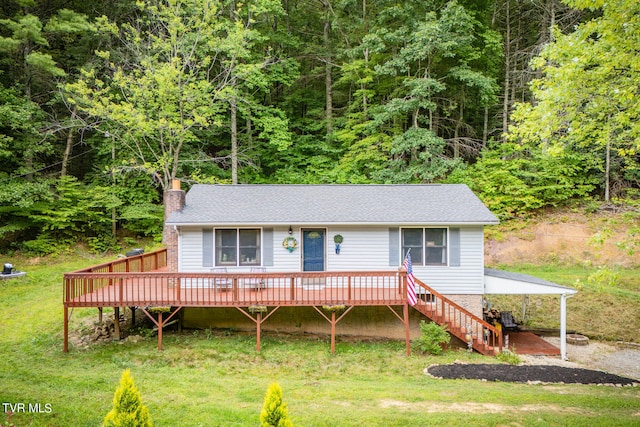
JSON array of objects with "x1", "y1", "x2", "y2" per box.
[{"x1": 302, "y1": 229, "x2": 325, "y2": 272}]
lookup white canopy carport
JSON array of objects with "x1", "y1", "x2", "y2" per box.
[{"x1": 484, "y1": 268, "x2": 578, "y2": 360}]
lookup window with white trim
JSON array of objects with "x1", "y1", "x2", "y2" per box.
[
  {"x1": 401, "y1": 228, "x2": 448, "y2": 266},
  {"x1": 215, "y1": 228, "x2": 261, "y2": 266}
]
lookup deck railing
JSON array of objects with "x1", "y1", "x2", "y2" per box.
[
  {"x1": 64, "y1": 267, "x2": 406, "y2": 309},
  {"x1": 68, "y1": 248, "x2": 167, "y2": 275},
  {"x1": 63, "y1": 249, "x2": 501, "y2": 355}
]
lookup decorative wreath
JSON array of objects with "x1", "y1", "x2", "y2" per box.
[{"x1": 282, "y1": 236, "x2": 298, "y2": 252}]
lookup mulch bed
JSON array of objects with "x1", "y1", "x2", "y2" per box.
[{"x1": 427, "y1": 364, "x2": 639, "y2": 386}]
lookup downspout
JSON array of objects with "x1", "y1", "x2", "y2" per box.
[{"x1": 560, "y1": 293, "x2": 575, "y2": 361}]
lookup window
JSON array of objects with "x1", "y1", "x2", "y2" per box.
[
  {"x1": 401, "y1": 228, "x2": 448, "y2": 266},
  {"x1": 401, "y1": 228, "x2": 423, "y2": 265},
  {"x1": 215, "y1": 229, "x2": 261, "y2": 266},
  {"x1": 425, "y1": 228, "x2": 447, "y2": 265}
]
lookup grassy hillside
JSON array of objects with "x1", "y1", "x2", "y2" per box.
[
  {"x1": 485, "y1": 208, "x2": 640, "y2": 342},
  {"x1": 0, "y1": 252, "x2": 638, "y2": 426}
]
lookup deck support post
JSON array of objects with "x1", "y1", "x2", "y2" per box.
[
  {"x1": 98, "y1": 307, "x2": 103, "y2": 323},
  {"x1": 312, "y1": 306, "x2": 354, "y2": 355},
  {"x1": 113, "y1": 307, "x2": 121, "y2": 341},
  {"x1": 130, "y1": 307, "x2": 136, "y2": 327},
  {"x1": 157, "y1": 311, "x2": 163, "y2": 351},
  {"x1": 331, "y1": 311, "x2": 336, "y2": 354},
  {"x1": 63, "y1": 305, "x2": 69, "y2": 353},
  {"x1": 404, "y1": 303, "x2": 411, "y2": 356},
  {"x1": 141, "y1": 307, "x2": 183, "y2": 351},
  {"x1": 256, "y1": 311, "x2": 262, "y2": 352},
  {"x1": 236, "y1": 306, "x2": 279, "y2": 353}
]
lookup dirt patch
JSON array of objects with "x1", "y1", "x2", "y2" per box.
[
  {"x1": 379, "y1": 399, "x2": 590, "y2": 415},
  {"x1": 485, "y1": 210, "x2": 640, "y2": 267}
]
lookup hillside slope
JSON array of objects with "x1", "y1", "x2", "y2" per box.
[
  {"x1": 483, "y1": 208, "x2": 640, "y2": 343},
  {"x1": 485, "y1": 209, "x2": 640, "y2": 267}
]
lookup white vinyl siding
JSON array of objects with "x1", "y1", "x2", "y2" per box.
[
  {"x1": 177, "y1": 225, "x2": 485, "y2": 294},
  {"x1": 325, "y1": 226, "x2": 390, "y2": 271},
  {"x1": 180, "y1": 227, "x2": 207, "y2": 272}
]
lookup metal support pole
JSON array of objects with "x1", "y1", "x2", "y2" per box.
[{"x1": 560, "y1": 293, "x2": 572, "y2": 360}]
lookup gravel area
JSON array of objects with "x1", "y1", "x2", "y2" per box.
[{"x1": 519, "y1": 337, "x2": 640, "y2": 381}]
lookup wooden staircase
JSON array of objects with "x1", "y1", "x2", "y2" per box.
[{"x1": 411, "y1": 277, "x2": 502, "y2": 355}]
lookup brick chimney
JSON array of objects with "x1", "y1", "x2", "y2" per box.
[{"x1": 163, "y1": 179, "x2": 185, "y2": 272}]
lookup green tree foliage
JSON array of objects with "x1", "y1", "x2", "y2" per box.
[
  {"x1": 509, "y1": 0, "x2": 640, "y2": 201},
  {"x1": 0, "y1": 2, "x2": 95, "y2": 178},
  {"x1": 449, "y1": 142, "x2": 599, "y2": 219},
  {"x1": 328, "y1": 0, "x2": 502, "y2": 183},
  {"x1": 103, "y1": 369, "x2": 152, "y2": 427},
  {"x1": 67, "y1": 0, "x2": 295, "y2": 190},
  {"x1": 260, "y1": 382, "x2": 293, "y2": 427},
  {"x1": 0, "y1": 0, "x2": 638, "y2": 252}
]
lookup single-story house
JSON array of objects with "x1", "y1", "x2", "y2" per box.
[
  {"x1": 164, "y1": 183, "x2": 498, "y2": 313},
  {"x1": 162, "y1": 183, "x2": 576, "y2": 358},
  {"x1": 62, "y1": 182, "x2": 577, "y2": 357}
]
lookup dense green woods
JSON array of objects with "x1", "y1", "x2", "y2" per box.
[{"x1": 0, "y1": 0, "x2": 638, "y2": 254}]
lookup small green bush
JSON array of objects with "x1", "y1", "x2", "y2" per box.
[
  {"x1": 496, "y1": 349, "x2": 522, "y2": 365},
  {"x1": 414, "y1": 321, "x2": 451, "y2": 355},
  {"x1": 260, "y1": 382, "x2": 293, "y2": 427},
  {"x1": 103, "y1": 369, "x2": 152, "y2": 427}
]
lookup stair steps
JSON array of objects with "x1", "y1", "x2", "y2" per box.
[{"x1": 409, "y1": 277, "x2": 502, "y2": 356}]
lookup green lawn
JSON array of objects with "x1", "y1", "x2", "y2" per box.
[{"x1": 1, "y1": 254, "x2": 638, "y2": 426}]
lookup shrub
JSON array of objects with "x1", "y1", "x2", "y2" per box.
[
  {"x1": 260, "y1": 382, "x2": 293, "y2": 427},
  {"x1": 414, "y1": 321, "x2": 451, "y2": 355},
  {"x1": 496, "y1": 349, "x2": 522, "y2": 365},
  {"x1": 103, "y1": 369, "x2": 152, "y2": 427}
]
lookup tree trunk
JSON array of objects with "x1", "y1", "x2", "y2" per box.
[
  {"x1": 231, "y1": 96, "x2": 238, "y2": 184},
  {"x1": 323, "y1": 4, "x2": 333, "y2": 138},
  {"x1": 605, "y1": 137, "x2": 611, "y2": 202},
  {"x1": 362, "y1": 0, "x2": 368, "y2": 116},
  {"x1": 230, "y1": 1, "x2": 238, "y2": 184},
  {"x1": 502, "y1": 0, "x2": 511, "y2": 135},
  {"x1": 61, "y1": 106, "x2": 78, "y2": 177},
  {"x1": 483, "y1": 106, "x2": 489, "y2": 147}
]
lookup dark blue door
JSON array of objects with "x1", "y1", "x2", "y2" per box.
[{"x1": 303, "y1": 229, "x2": 325, "y2": 271}]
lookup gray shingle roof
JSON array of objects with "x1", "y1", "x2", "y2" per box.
[{"x1": 166, "y1": 184, "x2": 499, "y2": 225}]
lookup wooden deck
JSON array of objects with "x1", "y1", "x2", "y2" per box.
[
  {"x1": 63, "y1": 248, "x2": 502, "y2": 355},
  {"x1": 65, "y1": 272, "x2": 406, "y2": 308}
]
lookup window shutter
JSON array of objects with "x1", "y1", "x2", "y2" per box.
[
  {"x1": 389, "y1": 228, "x2": 399, "y2": 266},
  {"x1": 263, "y1": 228, "x2": 274, "y2": 266},
  {"x1": 202, "y1": 228, "x2": 213, "y2": 267},
  {"x1": 449, "y1": 228, "x2": 460, "y2": 267}
]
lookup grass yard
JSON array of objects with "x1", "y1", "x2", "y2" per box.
[{"x1": 0, "y1": 254, "x2": 639, "y2": 426}]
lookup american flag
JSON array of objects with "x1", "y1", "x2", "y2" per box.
[{"x1": 403, "y1": 251, "x2": 418, "y2": 306}]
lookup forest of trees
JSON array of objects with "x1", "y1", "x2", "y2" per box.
[{"x1": 0, "y1": 0, "x2": 638, "y2": 254}]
